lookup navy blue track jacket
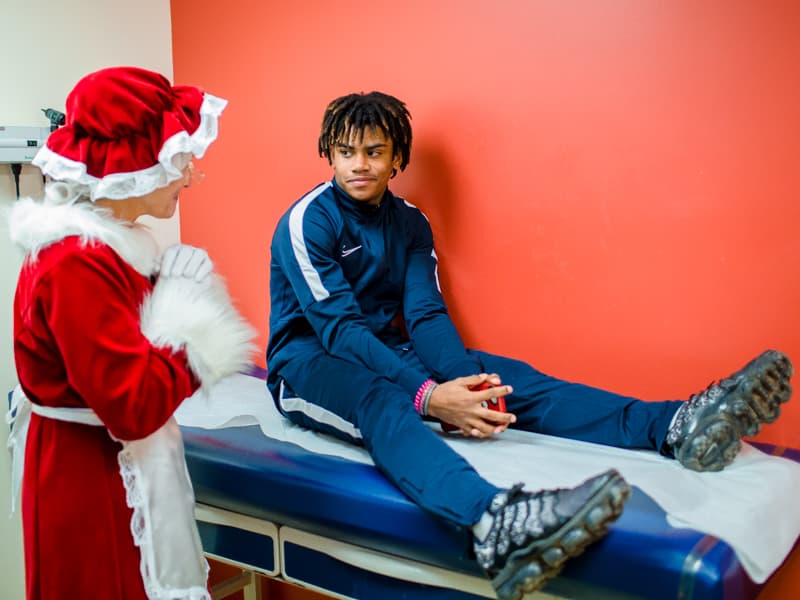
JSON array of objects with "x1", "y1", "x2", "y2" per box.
[{"x1": 267, "y1": 179, "x2": 482, "y2": 396}]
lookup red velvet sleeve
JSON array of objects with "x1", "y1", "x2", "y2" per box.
[{"x1": 33, "y1": 244, "x2": 199, "y2": 441}]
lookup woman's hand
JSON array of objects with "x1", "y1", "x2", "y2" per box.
[
  {"x1": 159, "y1": 244, "x2": 213, "y2": 282},
  {"x1": 427, "y1": 373, "x2": 515, "y2": 438}
]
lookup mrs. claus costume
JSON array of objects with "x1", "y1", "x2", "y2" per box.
[{"x1": 6, "y1": 67, "x2": 255, "y2": 600}]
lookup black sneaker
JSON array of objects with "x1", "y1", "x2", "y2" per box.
[
  {"x1": 473, "y1": 469, "x2": 630, "y2": 600},
  {"x1": 666, "y1": 349, "x2": 793, "y2": 472}
]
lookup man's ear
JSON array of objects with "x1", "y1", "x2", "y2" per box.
[{"x1": 390, "y1": 153, "x2": 402, "y2": 178}]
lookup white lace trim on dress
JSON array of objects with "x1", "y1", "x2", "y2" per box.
[{"x1": 6, "y1": 386, "x2": 210, "y2": 600}]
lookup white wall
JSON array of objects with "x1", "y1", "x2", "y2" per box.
[{"x1": 1, "y1": 2, "x2": 176, "y2": 598}]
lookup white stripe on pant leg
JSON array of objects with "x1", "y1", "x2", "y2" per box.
[{"x1": 279, "y1": 380, "x2": 362, "y2": 440}]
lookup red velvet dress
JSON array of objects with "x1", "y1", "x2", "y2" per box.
[{"x1": 13, "y1": 237, "x2": 199, "y2": 599}]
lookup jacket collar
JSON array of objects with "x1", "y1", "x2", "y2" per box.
[{"x1": 331, "y1": 178, "x2": 391, "y2": 220}]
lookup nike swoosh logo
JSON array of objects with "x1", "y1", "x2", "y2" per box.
[{"x1": 341, "y1": 245, "x2": 363, "y2": 258}]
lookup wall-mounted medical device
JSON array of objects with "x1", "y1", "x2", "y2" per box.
[
  {"x1": 0, "y1": 125, "x2": 51, "y2": 164},
  {"x1": 1, "y1": 125, "x2": 51, "y2": 198},
  {"x1": 2, "y1": 108, "x2": 64, "y2": 198}
]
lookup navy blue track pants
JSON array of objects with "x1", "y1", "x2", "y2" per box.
[{"x1": 268, "y1": 346, "x2": 681, "y2": 527}]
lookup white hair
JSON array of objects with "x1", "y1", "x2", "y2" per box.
[{"x1": 43, "y1": 180, "x2": 93, "y2": 206}]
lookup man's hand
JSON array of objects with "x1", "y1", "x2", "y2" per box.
[
  {"x1": 427, "y1": 373, "x2": 516, "y2": 438},
  {"x1": 159, "y1": 244, "x2": 214, "y2": 282}
]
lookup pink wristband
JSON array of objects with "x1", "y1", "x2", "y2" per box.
[{"x1": 414, "y1": 379, "x2": 435, "y2": 414}]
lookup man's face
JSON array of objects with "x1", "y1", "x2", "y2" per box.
[{"x1": 330, "y1": 127, "x2": 401, "y2": 206}]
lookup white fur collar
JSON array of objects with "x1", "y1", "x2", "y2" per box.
[{"x1": 6, "y1": 197, "x2": 159, "y2": 277}]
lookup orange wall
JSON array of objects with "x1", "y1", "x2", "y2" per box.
[{"x1": 170, "y1": 0, "x2": 799, "y2": 448}]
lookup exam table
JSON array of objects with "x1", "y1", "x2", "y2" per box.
[{"x1": 180, "y1": 373, "x2": 800, "y2": 600}]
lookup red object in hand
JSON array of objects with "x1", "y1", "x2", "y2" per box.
[
  {"x1": 476, "y1": 381, "x2": 507, "y2": 413},
  {"x1": 441, "y1": 381, "x2": 507, "y2": 432}
]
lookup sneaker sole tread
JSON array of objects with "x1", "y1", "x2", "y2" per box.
[
  {"x1": 679, "y1": 350, "x2": 792, "y2": 472},
  {"x1": 492, "y1": 471, "x2": 630, "y2": 600}
]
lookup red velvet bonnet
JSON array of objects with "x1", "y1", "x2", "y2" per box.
[{"x1": 32, "y1": 66, "x2": 227, "y2": 200}]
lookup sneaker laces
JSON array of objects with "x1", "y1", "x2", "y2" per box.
[
  {"x1": 474, "y1": 484, "x2": 562, "y2": 572},
  {"x1": 665, "y1": 377, "x2": 738, "y2": 447}
]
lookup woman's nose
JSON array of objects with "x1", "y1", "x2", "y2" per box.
[{"x1": 184, "y1": 162, "x2": 205, "y2": 187}]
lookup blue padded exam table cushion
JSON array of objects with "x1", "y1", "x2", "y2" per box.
[{"x1": 182, "y1": 424, "x2": 796, "y2": 599}]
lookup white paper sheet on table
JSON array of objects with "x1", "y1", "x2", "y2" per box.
[{"x1": 176, "y1": 373, "x2": 800, "y2": 584}]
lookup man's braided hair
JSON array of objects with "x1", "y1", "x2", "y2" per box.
[{"x1": 318, "y1": 91, "x2": 412, "y2": 174}]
